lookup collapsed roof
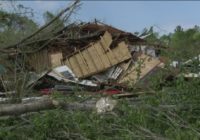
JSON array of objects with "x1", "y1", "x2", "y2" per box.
[{"x1": 1, "y1": 0, "x2": 164, "y2": 87}]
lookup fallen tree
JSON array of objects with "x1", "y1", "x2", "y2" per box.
[{"x1": 0, "y1": 96, "x2": 95, "y2": 116}]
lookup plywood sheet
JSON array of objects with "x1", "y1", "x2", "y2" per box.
[
  {"x1": 82, "y1": 49, "x2": 97, "y2": 73},
  {"x1": 100, "y1": 31, "x2": 112, "y2": 51},
  {"x1": 118, "y1": 54, "x2": 161, "y2": 83},
  {"x1": 68, "y1": 56, "x2": 83, "y2": 77},
  {"x1": 112, "y1": 42, "x2": 131, "y2": 61},
  {"x1": 49, "y1": 52, "x2": 63, "y2": 68},
  {"x1": 64, "y1": 31, "x2": 132, "y2": 78}
]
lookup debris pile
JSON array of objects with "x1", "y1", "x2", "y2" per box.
[
  {"x1": 0, "y1": 0, "x2": 164, "y2": 97},
  {"x1": 0, "y1": 0, "x2": 166, "y2": 116},
  {"x1": 1, "y1": 22, "x2": 164, "y2": 95}
]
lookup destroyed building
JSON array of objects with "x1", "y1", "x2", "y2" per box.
[
  {"x1": 26, "y1": 22, "x2": 145, "y2": 72},
  {"x1": 3, "y1": 21, "x2": 163, "y2": 88}
]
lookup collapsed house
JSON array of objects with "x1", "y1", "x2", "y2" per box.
[
  {"x1": 26, "y1": 22, "x2": 144, "y2": 72},
  {"x1": 0, "y1": 1, "x2": 167, "y2": 116},
  {"x1": 2, "y1": 21, "x2": 164, "y2": 92},
  {"x1": 25, "y1": 22, "x2": 162, "y2": 85}
]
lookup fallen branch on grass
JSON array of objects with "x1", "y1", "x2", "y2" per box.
[{"x1": 0, "y1": 96, "x2": 95, "y2": 116}]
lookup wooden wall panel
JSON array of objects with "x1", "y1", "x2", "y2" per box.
[
  {"x1": 118, "y1": 54, "x2": 161, "y2": 83},
  {"x1": 28, "y1": 48, "x2": 64, "y2": 73},
  {"x1": 94, "y1": 42, "x2": 111, "y2": 68},
  {"x1": 49, "y1": 52, "x2": 63, "y2": 68},
  {"x1": 88, "y1": 45, "x2": 104, "y2": 71},
  {"x1": 113, "y1": 42, "x2": 130, "y2": 60},
  {"x1": 28, "y1": 48, "x2": 50, "y2": 72},
  {"x1": 64, "y1": 31, "x2": 132, "y2": 78},
  {"x1": 82, "y1": 49, "x2": 97, "y2": 73},
  {"x1": 68, "y1": 56, "x2": 83, "y2": 77},
  {"x1": 75, "y1": 53, "x2": 88, "y2": 76}
]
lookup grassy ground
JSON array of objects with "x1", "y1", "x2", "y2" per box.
[{"x1": 0, "y1": 74, "x2": 200, "y2": 140}]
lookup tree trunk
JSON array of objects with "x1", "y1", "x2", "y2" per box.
[{"x1": 0, "y1": 97, "x2": 95, "y2": 116}]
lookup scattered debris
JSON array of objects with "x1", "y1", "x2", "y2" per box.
[
  {"x1": 0, "y1": 0, "x2": 165, "y2": 116},
  {"x1": 97, "y1": 88, "x2": 122, "y2": 95},
  {"x1": 170, "y1": 54, "x2": 200, "y2": 78},
  {"x1": 48, "y1": 65, "x2": 97, "y2": 87},
  {"x1": 96, "y1": 97, "x2": 117, "y2": 113}
]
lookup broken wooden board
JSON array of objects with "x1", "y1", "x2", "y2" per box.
[
  {"x1": 118, "y1": 54, "x2": 161, "y2": 84},
  {"x1": 49, "y1": 52, "x2": 63, "y2": 68},
  {"x1": 64, "y1": 31, "x2": 132, "y2": 78}
]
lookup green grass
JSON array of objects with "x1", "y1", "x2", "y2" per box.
[{"x1": 1, "y1": 75, "x2": 200, "y2": 140}]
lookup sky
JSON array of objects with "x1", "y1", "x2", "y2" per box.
[{"x1": 1, "y1": 1, "x2": 200, "y2": 35}]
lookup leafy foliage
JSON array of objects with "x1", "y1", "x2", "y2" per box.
[
  {"x1": 167, "y1": 25, "x2": 200, "y2": 61},
  {"x1": 0, "y1": 5, "x2": 38, "y2": 47}
]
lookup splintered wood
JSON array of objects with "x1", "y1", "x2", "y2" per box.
[
  {"x1": 65, "y1": 31, "x2": 132, "y2": 78},
  {"x1": 118, "y1": 54, "x2": 161, "y2": 83}
]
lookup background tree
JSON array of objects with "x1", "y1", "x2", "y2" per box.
[
  {"x1": 167, "y1": 25, "x2": 200, "y2": 61},
  {"x1": 0, "y1": 3, "x2": 38, "y2": 47}
]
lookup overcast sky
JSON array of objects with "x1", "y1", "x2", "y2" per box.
[{"x1": 1, "y1": 1, "x2": 200, "y2": 34}]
